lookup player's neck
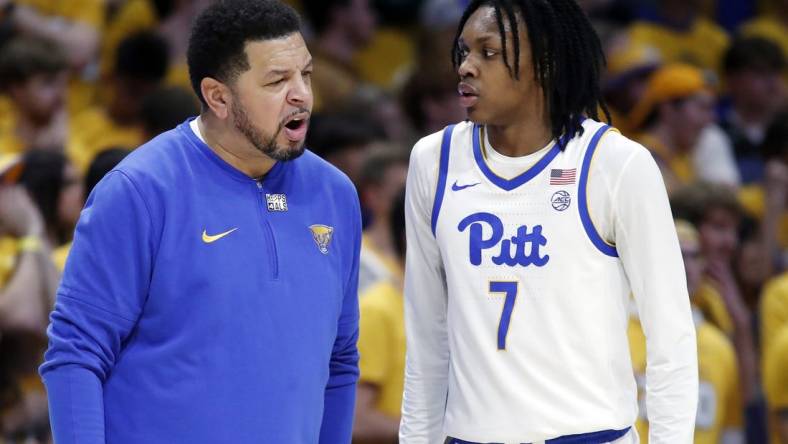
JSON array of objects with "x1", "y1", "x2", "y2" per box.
[
  {"x1": 198, "y1": 114, "x2": 277, "y2": 179},
  {"x1": 486, "y1": 118, "x2": 553, "y2": 158}
]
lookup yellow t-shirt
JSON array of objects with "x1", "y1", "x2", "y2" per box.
[
  {"x1": 68, "y1": 107, "x2": 144, "y2": 173},
  {"x1": 634, "y1": 133, "x2": 695, "y2": 194},
  {"x1": 628, "y1": 313, "x2": 742, "y2": 443},
  {"x1": 357, "y1": 281, "x2": 405, "y2": 419},
  {"x1": 764, "y1": 325, "x2": 788, "y2": 444},
  {"x1": 16, "y1": 0, "x2": 104, "y2": 29},
  {"x1": 52, "y1": 242, "x2": 71, "y2": 273},
  {"x1": 761, "y1": 272, "x2": 788, "y2": 357},
  {"x1": 693, "y1": 280, "x2": 734, "y2": 336},
  {"x1": 0, "y1": 237, "x2": 19, "y2": 287},
  {"x1": 353, "y1": 27, "x2": 415, "y2": 89},
  {"x1": 737, "y1": 184, "x2": 788, "y2": 249},
  {"x1": 628, "y1": 18, "x2": 730, "y2": 74}
]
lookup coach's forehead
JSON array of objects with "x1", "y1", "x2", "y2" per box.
[{"x1": 245, "y1": 32, "x2": 310, "y2": 72}]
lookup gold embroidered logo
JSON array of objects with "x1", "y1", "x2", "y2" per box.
[
  {"x1": 202, "y1": 228, "x2": 238, "y2": 244},
  {"x1": 309, "y1": 225, "x2": 334, "y2": 254}
]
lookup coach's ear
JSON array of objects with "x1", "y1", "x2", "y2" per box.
[{"x1": 201, "y1": 77, "x2": 232, "y2": 120}]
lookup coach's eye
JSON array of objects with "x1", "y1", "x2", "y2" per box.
[{"x1": 268, "y1": 78, "x2": 285, "y2": 86}]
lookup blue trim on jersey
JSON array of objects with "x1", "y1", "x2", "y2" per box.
[
  {"x1": 472, "y1": 124, "x2": 573, "y2": 192},
  {"x1": 431, "y1": 124, "x2": 455, "y2": 236},
  {"x1": 547, "y1": 426, "x2": 630, "y2": 443},
  {"x1": 447, "y1": 426, "x2": 630, "y2": 444},
  {"x1": 578, "y1": 125, "x2": 618, "y2": 258}
]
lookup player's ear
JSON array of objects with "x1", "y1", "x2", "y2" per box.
[{"x1": 201, "y1": 77, "x2": 232, "y2": 120}]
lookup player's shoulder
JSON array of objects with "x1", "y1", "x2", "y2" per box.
[
  {"x1": 410, "y1": 121, "x2": 474, "y2": 168},
  {"x1": 581, "y1": 119, "x2": 657, "y2": 178}
]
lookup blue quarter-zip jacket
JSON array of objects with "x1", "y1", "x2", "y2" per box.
[{"x1": 40, "y1": 119, "x2": 361, "y2": 443}]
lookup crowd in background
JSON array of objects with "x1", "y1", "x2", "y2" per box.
[{"x1": 0, "y1": 0, "x2": 786, "y2": 443}]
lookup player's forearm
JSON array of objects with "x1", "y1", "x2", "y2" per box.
[{"x1": 42, "y1": 365, "x2": 105, "y2": 444}]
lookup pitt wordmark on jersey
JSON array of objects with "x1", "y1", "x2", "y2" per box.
[{"x1": 400, "y1": 119, "x2": 699, "y2": 444}]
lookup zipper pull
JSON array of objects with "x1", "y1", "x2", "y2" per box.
[{"x1": 256, "y1": 180, "x2": 263, "y2": 192}]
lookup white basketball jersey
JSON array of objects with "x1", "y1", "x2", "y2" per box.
[{"x1": 400, "y1": 119, "x2": 698, "y2": 444}]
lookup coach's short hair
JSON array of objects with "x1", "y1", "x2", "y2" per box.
[{"x1": 187, "y1": 0, "x2": 301, "y2": 106}]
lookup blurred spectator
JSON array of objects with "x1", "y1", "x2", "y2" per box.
[
  {"x1": 69, "y1": 31, "x2": 169, "y2": 173},
  {"x1": 630, "y1": 63, "x2": 719, "y2": 193},
  {"x1": 302, "y1": 0, "x2": 377, "y2": 110},
  {"x1": 100, "y1": 0, "x2": 213, "y2": 96},
  {"x1": 763, "y1": 324, "x2": 788, "y2": 444},
  {"x1": 0, "y1": 184, "x2": 54, "y2": 335},
  {"x1": 740, "y1": 0, "x2": 788, "y2": 63},
  {"x1": 761, "y1": 271, "x2": 788, "y2": 368},
  {"x1": 18, "y1": 151, "x2": 83, "y2": 250},
  {"x1": 0, "y1": 0, "x2": 102, "y2": 70},
  {"x1": 401, "y1": 67, "x2": 465, "y2": 135},
  {"x1": 671, "y1": 182, "x2": 767, "y2": 442},
  {"x1": 354, "y1": 187, "x2": 406, "y2": 444},
  {"x1": 306, "y1": 111, "x2": 385, "y2": 186},
  {"x1": 357, "y1": 149, "x2": 408, "y2": 294},
  {"x1": 140, "y1": 85, "x2": 200, "y2": 140},
  {"x1": 627, "y1": 0, "x2": 729, "y2": 74},
  {"x1": 44, "y1": 147, "x2": 132, "y2": 273},
  {"x1": 628, "y1": 219, "x2": 743, "y2": 444},
  {"x1": 0, "y1": 36, "x2": 69, "y2": 154},
  {"x1": 720, "y1": 36, "x2": 786, "y2": 184},
  {"x1": 602, "y1": 38, "x2": 661, "y2": 135}
]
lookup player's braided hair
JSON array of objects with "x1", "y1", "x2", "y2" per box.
[{"x1": 452, "y1": 0, "x2": 611, "y2": 148}]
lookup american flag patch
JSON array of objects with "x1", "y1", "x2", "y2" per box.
[{"x1": 550, "y1": 168, "x2": 576, "y2": 185}]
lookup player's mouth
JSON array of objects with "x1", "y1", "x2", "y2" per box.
[
  {"x1": 283, "y1": 112, "x2": 309, "y2": 142},
  {"x1": 458, "y1": 82, "x2": 479, "y2": 108}
]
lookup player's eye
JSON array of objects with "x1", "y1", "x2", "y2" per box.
[
  {"x1": 483, "y1": 49, "x2": 498, "y2": 58},
  {"x1": 457, "y1": 46, "x2": 470, "y2": 60}
]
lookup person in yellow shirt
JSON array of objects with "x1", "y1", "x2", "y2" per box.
[
  {"x1": 761, "y1": 272, "x2": 788, "y2": 361},
  {"x1": 301, "y1": 0, "x2": 377, "y2": 111},
  {"x1": 0, "y1": 36, "x2": 70, "y2": 155},
  {"x1": 358, "y1": 150, "x2": 408, "y2": 294},
  {"x1": 764, "y1": 325, "x2": 788, "y2": 444},
  {"x1": 627, "y1": 0, "x2": 729, "y2": 74},
  {"x1": 354, "y1": 188, "x2": 406, "y2": 443},
  {"x1": 628, "y1": 219, "x2": 744, "y2": 444},
  {"x1": 70, "y1": 31, "x2": 169, "y2": 172},
  {"x1": 630, "y1": 63, "x2": 716, "y2": 193}
]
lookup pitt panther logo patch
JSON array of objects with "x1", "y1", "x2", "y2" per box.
[{"x1": 309, "y1": 225, "x2": 334, "y2": 254}]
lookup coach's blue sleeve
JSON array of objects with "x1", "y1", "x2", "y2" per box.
[
  {"x1": 319, "y1": 191, "x2": 361, "y2": 444},
  {"x1": 39, "y1": 171, "x2": 156, "y2": 444}
]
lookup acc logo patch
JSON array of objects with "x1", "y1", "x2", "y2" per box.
[
  {"x1": 309, "y1": 224, "x2": 334, "y2": 254},
  {"x1": 551, "y1": 190, "x2": 571, "y2": 211}
]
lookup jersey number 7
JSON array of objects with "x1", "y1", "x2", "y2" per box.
[{"x1": 489, "y1": 281, "x2": 518, "y2": 350}]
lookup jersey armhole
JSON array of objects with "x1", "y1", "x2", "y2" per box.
[
  {"x1": 430, "y1": 124, "x2": 455, "y2": 237},
  {"x1": 578, "y1": 125, "x2": 619, "y2": 258}
]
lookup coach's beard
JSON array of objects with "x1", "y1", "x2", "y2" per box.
[{"x1": 232, "y1": 102, "x2": 306, "y2": 162}]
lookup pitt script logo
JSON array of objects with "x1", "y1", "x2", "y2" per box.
[{"x1": 458, "y1": 212, "x2": 549, "y2": 267}]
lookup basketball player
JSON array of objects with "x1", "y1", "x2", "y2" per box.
[{"x1": 400, "y1": 1, "x2": 698, "y2": 443}]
